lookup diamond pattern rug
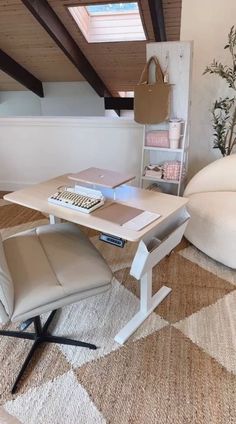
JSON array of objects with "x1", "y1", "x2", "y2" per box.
[{"x1": 0, "y1": 202, "x2": 236, "y2": 424}]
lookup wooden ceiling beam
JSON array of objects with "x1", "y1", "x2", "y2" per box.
[
  {"x1": 21, "y1": 0, "x2": 113, "y2": 98},
  {"x1": 148, "y1": 0, "x2": 167, "y2": 41},
  {"x1": 105, "y1": 97, "x2": 134, "y2": 111},
  {"x1": 0, "y1": 48, "x2": 44, "y2": 97}
]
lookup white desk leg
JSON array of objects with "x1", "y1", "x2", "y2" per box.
[
  {"x1": 114, "y1": 270, "x2": 171, "y2": 345},
  {"x1": 49, "y1": 215, "x2": 61, "y2": 224}
]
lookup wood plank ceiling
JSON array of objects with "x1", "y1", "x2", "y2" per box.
[{"x1": 0, "y1": 0, "x2": 182, "y2": 94}]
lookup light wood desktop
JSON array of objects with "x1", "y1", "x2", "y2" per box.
[{"x1": 5, "y1": 174, "x2": 189, "y2": 344}]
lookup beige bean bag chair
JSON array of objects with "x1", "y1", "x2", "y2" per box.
[{"x1": 184, "y1": 154, "x2": 236, "y2": 268}]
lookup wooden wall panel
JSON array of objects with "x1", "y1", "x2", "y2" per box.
[
  {"x1": 0, "y1": 71, "x2": 25, "y2": 91},
  {"x1": 163, "y1": 0, "x2": 182, "y2": 40},
  {"x1": 0, "y1": 0, "x2": 83, "y2": 88},
  {"x1": 0, "y1": 0, "x2": 182, "y2": 93},
  {"x1": 48, "y1": 0, "x2": 151, "y2": 93},
  {"x1": 48, "y1": 0, "x2": 181, "y2": 91}
]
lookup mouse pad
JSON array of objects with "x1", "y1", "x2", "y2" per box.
[{"x1": 92, "y1": 202, "x2": 143, "y2": 225}]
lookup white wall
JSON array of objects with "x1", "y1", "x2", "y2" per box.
[
  {"x1": 0, "y1": 91, "x2": 41, "y2": 116},
  {"x1": 181, "y1": 0, "x2": 236, "y2": 177},
  {"x1": 0, "y1": 82, "x2": 104, "y2": 117},
  {"x1": 0, "y1": 117, "x2": 143, "y2": 190}
]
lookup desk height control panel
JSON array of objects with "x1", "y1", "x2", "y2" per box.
[{"x1": 99, "y1": 233, "x2": 126, "y2": 248}]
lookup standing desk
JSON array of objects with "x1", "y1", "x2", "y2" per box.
[{"x1": 4, "y1": 174, "x2": 189, "y2": 344}]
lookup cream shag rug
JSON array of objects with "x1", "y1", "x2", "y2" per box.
[{"x1": 0, "y1": 202, "x2": 236, "y2": 424}]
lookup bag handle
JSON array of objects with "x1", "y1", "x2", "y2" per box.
[{"x1": 138, "y1": 56, "x2": 164, "y2": 85}]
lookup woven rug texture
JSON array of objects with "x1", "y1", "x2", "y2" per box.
[{"x1": 0, "y1": 201, "x2": 236, "y2": 424}]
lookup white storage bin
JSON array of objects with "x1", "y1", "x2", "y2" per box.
[
  {"x1": 146, "y1": 237, "x2": 162, "y2": 252},
  {"x1": 130, "y1": 210, "x2": 190, "y2": 280}
]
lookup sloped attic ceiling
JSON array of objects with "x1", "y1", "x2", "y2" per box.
[{"x1": 0, "y1": 0, "x2": 182, "y2": 95}]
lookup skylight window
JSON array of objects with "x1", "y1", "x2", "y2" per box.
[
  {"x1": 68, "y1": 2, "x2": 146, "y2": 43},
  {"x1": 86, "y1": 3, "x2": 139, "y2": 15}
]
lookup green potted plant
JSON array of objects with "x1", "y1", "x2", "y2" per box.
[{"x1": 204, "y1": 26, "x2": 236, "y2": 156}]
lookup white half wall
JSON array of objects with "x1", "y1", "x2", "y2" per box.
[
  {"x1": 181, "y1": 0, "x2": 236, "y2": 177},
  {"x1": 0, "y1": 117, "x2": 143, "y2": 190}
]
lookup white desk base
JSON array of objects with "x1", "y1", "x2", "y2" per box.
[
  {"x1": 114, "y1": 271, "x2": 171, "y2": 345},
  {"x1": 49, "y1": 209, "x2": 189, "y2": 345},
  {"x1": 49, "y1": 214, "x2": 60, "y2": 225}
]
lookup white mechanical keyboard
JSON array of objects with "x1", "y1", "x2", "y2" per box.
[{"x1": 48, "y1": 186, "x2": 105, "y2": 214}]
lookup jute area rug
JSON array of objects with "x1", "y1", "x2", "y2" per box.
[{"x1": 0, "y1": 199, "x2": 236, "y2": 424}]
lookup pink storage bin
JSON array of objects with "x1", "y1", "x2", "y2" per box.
[
  {"x1": 163, "y1": 161, "x2": 181, "y2": 180},
  {"x1": 146, "y1": 131, "x2": 169, "y2": 148}
]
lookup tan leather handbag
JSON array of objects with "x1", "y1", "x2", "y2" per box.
[{"x1": 134, "y1": 56, "x2": 171, "y2": 124}]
